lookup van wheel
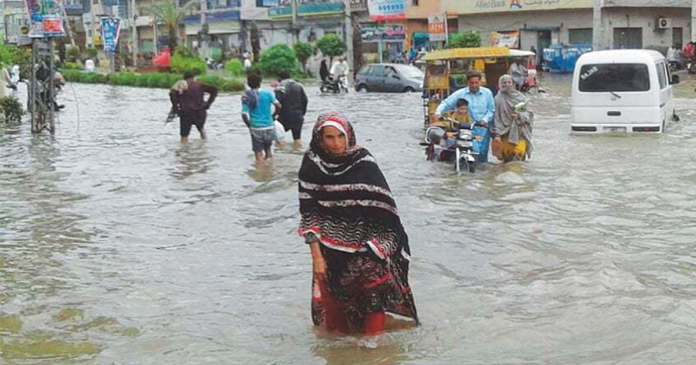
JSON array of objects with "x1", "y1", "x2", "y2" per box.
[{"x1": 404, "y1": 86, "x2": 415, "y2": 93}]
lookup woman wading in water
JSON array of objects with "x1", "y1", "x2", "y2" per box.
[{"x1": 298, "y1": 112, "x2": 418, "y2": 336}]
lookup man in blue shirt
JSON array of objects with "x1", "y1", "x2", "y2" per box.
[
  {"x1": 242, "y1": 73, "x2": 281, "y2": 163},
  {"x1": 434, "y1": 71, "x2": 495, "y2": 162}
]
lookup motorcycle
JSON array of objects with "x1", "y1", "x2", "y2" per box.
[
  {"x1": 320, "y1": 75, "x2": 349, "y2": 94},
  {"x1": 424, "y1": 118, "x2": 485, "y2": 173},
  {"x1": 684, "y1": 58, "x2": 696, "y2": 74}
]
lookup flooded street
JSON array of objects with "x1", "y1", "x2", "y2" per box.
[{"x1": 2, "y1": 74, "x2": 696, "y2": 364}]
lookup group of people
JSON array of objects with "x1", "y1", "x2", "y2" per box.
[
  {"x1": 168, "y1": 70, "x2": 418, "y2": 337},
  {"x1": 434, "y1": 70, "x2": 534, "y2": 163},
  {"x1": 168, "y1": 70, "x2": 309, "y2": 162},
  {"x1": 167, "y1": 68, "x2": 533, "y2": 339},
  {"x1": 667, "y1": 42, "x2": 696, "y2": 70}
]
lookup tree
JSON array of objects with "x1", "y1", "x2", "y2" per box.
[
  {"x1": 293, "y1": 42, "x2": 314, "y2": 73},
  {"x1": 144, "y1": 0, "x2": 198, "y2": 52},
  {"x1": 259, "y1": 44, "x2": 298, "y2": 76},
  {"x1": 448, "y1": 31, "x2": 482, "y2": 49},
  {"x1": 316, "y1": 34, "x2": 347, "y2": 65}
]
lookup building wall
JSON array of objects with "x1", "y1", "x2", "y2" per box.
[
  {"x1": 457, "y1": 9, "x2": 591, "y2": 47},
  {"x1": 455, "y1": 7, "x2": 691, "y2": 50}
]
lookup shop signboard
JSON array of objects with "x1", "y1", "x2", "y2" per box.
[
  {"x1": 490, "y1": 30, "x2": 519, "y2": 48},
  {"x1": 367, "y1": 0, "x2": 406, "y2": 21},
  {"x1": 428, "y1": 14, "x2": 446, "y2": 42},
  {"x1": 25, "y1": 0, "x2": 66, "y2": 38},
  {"x1": 441, "y1": 0, "x2": 593, "y2": 14}
]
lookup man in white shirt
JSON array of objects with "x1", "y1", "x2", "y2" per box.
[{"x1": 330, "y1": 57, "x2": 350, "y2": 89}]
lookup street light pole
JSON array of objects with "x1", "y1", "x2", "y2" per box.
[
  {"x1": 692, "y1": 0, "x2": 696, "y2": 42},
  {"x1": 592, "y1": 0, "x2": 604, "y2": 50},
  {"x1": 344, "y1": 0, "x2": 353, "y2": 75},
  {"x1": 131, "y1": 0, "x2": 137, "y2": 65}
]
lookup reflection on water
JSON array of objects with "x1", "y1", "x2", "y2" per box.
[
  {"x1": 169, "y1": 142, "x2": 214, "y2": 180},
  {"x1": 1, "y1": 77, "x2": 696, "y2": 363}
]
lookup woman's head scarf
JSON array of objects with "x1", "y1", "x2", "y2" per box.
[{"x1": 298, "y1": 112, "x2": 408, "y2": 260}]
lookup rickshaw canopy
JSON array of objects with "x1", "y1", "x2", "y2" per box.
[{"x1": 423, "y1": 47, "x2": 535, "y2": 62}]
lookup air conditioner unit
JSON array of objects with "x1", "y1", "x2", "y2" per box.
[{"x1": 657, "y1": 18, "x2": 672, "y2": 29}]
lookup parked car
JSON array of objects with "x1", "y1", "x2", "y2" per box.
[
  {"x1": 571, "y1": 50, "x2": 679, "y2": 134},
  {"x1": 355, "y1": 64, "x2": 424, "y2": 93}
]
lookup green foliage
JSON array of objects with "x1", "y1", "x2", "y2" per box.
[
  {"x1": 83, "y1": 73, "x2": 106, "y2": 83},
  {"x1": 259, "y1": 44, "x2": 298, "y2": 77},
  {"x1": 66, "y1": 46, "x2": 81, "y2": 62},
  {"x1": 221, "y1": 78, "x2": 245, "y2": 92},
  {"x1": 171, "y1": 55, "x2": 207, "y2": 76},
  {"x1": 0, "y1": 44, "x2": 31, "y2": 79},
  {"x1": 224, "y1": 59, "x2": 244, "y2": 77},
  {"x1": 316, "y1": 34, "x2": 347, "y2": 63},
  {"x1": 293, "y1": 42, "x2": 315, "y2": 70},
  {"x1": 0, "y1": 96, "x2": 25, "y2": 123},
  {"x1": 174, "y1": 45, "x2": 196, "y2": 59},
  {"x1": 143, "y1": 0, "x2": 198, "y2": 50},
  {"x1": 245, "y1": 63, "x2": 262, "y2": 76},
  {"x1": 60, "y1": 69, "x2": 83, "y2": 82},
  {"x1": 197, "y1": 75, "x2": 223, "y2": 88},
  {"x1": 108, "y1": 72, "x2": 138, "y2": 86},
  {"x1": 60, "y1": 69, "x2": 242, "y2": 91},
  {"x1": 84, "y1": 47, "x2": 98, "y2": 59},
  {"x1": 448, "y1": 31, "x2": 482, "y2": 49},
  {"x1": 63, "y1": 62, "x2": 82, "y2": 70}
]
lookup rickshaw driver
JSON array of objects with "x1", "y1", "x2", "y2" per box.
[{"x1": 433, "y1": 71, "x2": 495, "y2": 162}]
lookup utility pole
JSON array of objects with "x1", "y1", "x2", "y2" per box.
[
  {"x1": 692, "y1": 0, "x2": 696, "y2": 42},
  {"x1": 344, "y1": 0, "x2": 353, "y2": 74},
  {"x1": 132, "y1": 0, "x2": 137, "y2": 66},
  {"x1": 291, "y1": 0, "x2": 297, "y2": 44},
  {"x1": 592, "y1": 0, "x2": 604, "y2": 50}
]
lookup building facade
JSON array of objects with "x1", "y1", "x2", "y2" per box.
[{"x1": 440, "y1": 0, "x2": 692, "y2": 52}]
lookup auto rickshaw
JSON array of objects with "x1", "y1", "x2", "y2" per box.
[{"x1": 422, "y1": 47, "x2": 536, "y2": 127}]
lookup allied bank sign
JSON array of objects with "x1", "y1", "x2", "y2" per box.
[{"x1": 442, "y1": 0, "x2": 593, "y2": 14}]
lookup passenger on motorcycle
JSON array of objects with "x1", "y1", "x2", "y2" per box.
[
  {"x1": 330, "y1": 58, "x2": 350, "y2": 88},
  {"x1": 434, "y1": 71, "x2": 495, "y2": 163}
]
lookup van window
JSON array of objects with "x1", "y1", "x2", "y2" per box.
[
  {"x1": 656, "y1": 62, "x2": 667, "y2": 89},
  {"x1": 579, "y1": 64, "x2": 650, "y2": 92}
]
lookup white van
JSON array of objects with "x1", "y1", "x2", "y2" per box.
[{"x1": 571, "y1": 50, "x2": 679, "y2": 134}]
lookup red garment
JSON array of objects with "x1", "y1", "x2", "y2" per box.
[
  {"x1": 315, "y1": 279, "x2": 385, "y2": 335},
  {"x1": 153, "y1": 50, "x2": 171, "y2": 67},
  {"x1": 683, "y1": 44, "x2": 694, "y2": 60}
]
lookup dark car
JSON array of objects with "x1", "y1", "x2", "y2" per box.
[{"x1": 355, "y1": 63, "x2": 424, "y2": 93}]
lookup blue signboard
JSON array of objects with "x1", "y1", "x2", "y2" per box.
[{"x1": 101, "y1": 17, "x2": 121, "y2": 54}]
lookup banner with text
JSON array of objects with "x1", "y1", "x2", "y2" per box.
[
  {"x1": 367, "y1": 0, "x2": 406, "y2": 21},
  {"x1": 25, "y1": 0, "x2": 66, "y2": 38},
  {"x1": 101, "y1": 17, "x2": 122, "y2": 54},
  {"x1": 441, "y1": 0, "x2": 593, "y2": 14},
  {"x1": 428, "y1": 14, "x2": 447, "y2": 42},
  {"x1": 490, "y1": 30, "x2": 519, "y2": 48}
]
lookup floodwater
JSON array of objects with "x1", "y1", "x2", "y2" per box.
[{"x1": 2, "y1": 74, "x2": 696, "y2": 364}]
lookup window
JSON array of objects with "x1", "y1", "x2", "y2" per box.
[
  {"x1": 579, "y1": 64, "x2": 650, "y2": 92},
  {"x1": 412, "y1": 0, "x2": 418, "y2": 5},
  {"x1": 370, "y1": 66, "x2": 385, "y2": 76},
  {"x1": 568, "y1": 28, "x2": 592, "y2": 45},
  {"x1": 656, "y1": 62, "x2": 667, "y2": 89}
]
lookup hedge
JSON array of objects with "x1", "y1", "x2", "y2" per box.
[{"x1": 59, "y1": 69, "x2": 245, "y2": 92}]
